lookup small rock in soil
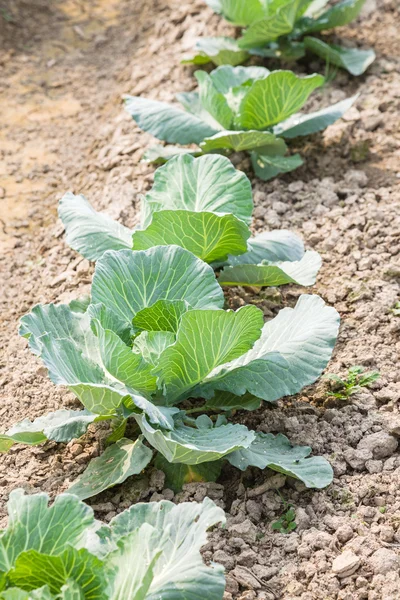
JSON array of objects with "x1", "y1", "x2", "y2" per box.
[
  {"x1": 357, "y1": 431, "x2": 398, "y2": 460},
  {"x1": 368, "y1": 548, "x2": 400, "y2": 575},
  {"x1": 332, "y1": 550, "x2": 361, "y2": 578}
]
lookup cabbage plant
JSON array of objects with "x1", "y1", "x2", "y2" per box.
[
  {"x1": 58, "y1": 154, "x2": 322, "y2": 287},
  {"x1": 0, "y1": 488, "x2": 226, "y2": 599},
  {"x1": 186, "y1": 0, "x2": 375, "y2": 76},
  {"x1": 1, "y1": 243, "x2": 339, "y2": 498},
  {"x1": 124, "y1": 66, "x2": 356, "y2": 179}
]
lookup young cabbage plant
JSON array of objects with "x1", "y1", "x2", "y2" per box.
[
  {"x1": 1, "y1": 245, "x2": 339, "y2": 499},
  {"x1": 59, "y1": 153, "x2": 322, "y2": 288},
  {"x1": 124, "y1": 66, "x2": 356, "y2": 179},
  {"x1": 185, "y1": 0, "x2": 375, "y2": 76},
  {"x1": 0, "y1": 488, "x2": 226, "y2": 599}
]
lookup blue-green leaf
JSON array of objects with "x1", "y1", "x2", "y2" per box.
[
  {"x1": 108, "y1": 526, "x2": 161, "y2": 600},
  {"x1": 91, "y1": 316, "x2": 157, "y2": 394},
  {"x1": 227, "y1": 432, "x2": 333, "y2": 488},
  {"x1": 209, "y1": 0, "x2": 266, "y2": 26},
  {"x1": 218, "y1": 250, "x2": 322, "y2": 287},
  {"x1": 132, "y1": 210, "x2": 250, "y2": 263},
  {"x1": 156, "y1": 306, "x2": 264, "y2": 403},
  {"x1": 0, "y1": 493, "x2": 226, "y2": 600},
  {"x1": 304, "y1": 37, "x2": 375, "y2": 76},
  {"x1": 238, "y1": 0, "x2": 301, "y2": 49},
  {"x1": 251, "y1": 151, "x2": 303, "y2": 180},
  {"x1": 132, "y1": 332, "x2": 176, "y2": 367},
  {"x1": 237, "y1": 71, "x2": 324, "y2": 130},
  {"x1": 142, "y1": 154, "x2": 253, "y2": 227},
  {"x1": 200, "y1": 130, "x2": 286, "y2": 153},
  {"x1": 136, "y1": 414, "x2": 255, "y2": 464},
  {"x1": 227, "y1": 229, "x2": 305, "y2": 266},
  {"x1": 0, "y1": 490, "x2": 98, "y2": 571},
  {"x1": 8, "y1": 548, "x2": 109, "y2": 599},
  {"x1": 299, "y1": 0, "x2": 367, "y2": 32},
  {"x1": 183, "y1": 37, "x2": 250, "y2": 67},
  {"x1": 209, "y1": 65, "x2": 270, "y2": 95},
  {"x1": 58, "y1": 193, "x2": 133, "y2": 261},
  {"x1": 91, "y1": 246, "x2": 224, "y2": 325},
  {"x1": 18, "y1": 301, "x2": 169, "y2": 422},
  {"x1": 197, "y1": 294, "x2": 340, "y2": 402},
  {"x1": 195, "y1": 71, "x2": 234, "y2": 130},
  {"x1": 108, "y1": 497, "x2": 226, "y2": 600},
  {"x1": 274, "y1": 95, "x2": 357, "y2": 137},
  {"x1": 19, "y1": 304, "x2": 129, "y2": 415},
  {"x1": 0, "y1": 586, "x2": 56, "y2": 599},
  {"x1": 124, "y1": 97, "x2": 218, "y2": 145},
  {"x1": 68, "y1": 437, "x2": 153, "y2": 500},
  {"x1": 1, "y1": 409, "x2": 97, "y2": 451},
  {"x1": 132, "y1": 300, "x2": 188, "y2": 334}
]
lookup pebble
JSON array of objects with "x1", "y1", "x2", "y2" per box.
[
  {"x1": 50, "y1": 270, "x2": 75, "y2": 287},
  {"x1": 213, "y1": 550, "x2": 235, "y2": 570},
  {"x1": 149, "y1": 469, "x2": 165, "y2": 489},
  {"x1": 246, "y1": 500, "x2": 262, "y2": 522},
  {"x1": 357, "y1": 431, "x2": 398, "y2": 460},
  {"x1": 368, "y1": 548, "x2": 400, "y2": 575},
  {"x1": 225, "y1": 575, "x2": 239, "y2": 595},
  {"x1": 303, "y1": 530, "x2": 333, "y2": 549},
  {"x1": 237, "y1": 548, "x2": 258, "y2": 567},
  {"x1": 283, "y1": 535, "x2": 299, "y2": 553},
  {"x1": 336, "y1": 525, "x2": 354, "y2": 544},
  {"x1": 228, "y1": 519, "x2": 258, "y2": 544},
  {"x1": 232, "y1": 566, "x2": 261, "y2": 590},
  {"x1": 332, "y1": 551, "x2": 361, "y2": 577},
  {"x1": 90, "y1": 502, "x2": 114, "y2": 513},
  {"x1": 69, "y1": 443, "x2": 83, "y2": 457},
  {"x1": 343, "y1": 447, "x2": 371, "y2": 470},
  {"x1": 388, "y1": 416, "x2": 400, "y2": 436},
  {"x1": 288, "y1": 181, "x2": 304, "y2": 193},
  {"x1": 365, "y1": 459, "x2": 383, "y2": 474},
  {"x1": 271, "y1": 201, "x2": 288, "y2": 214},
  {"x1": 295, "y1": 507, "x2": 311, "y2": 532},
  {"x1": 364, "y1": 114, "x2": 384, "y2": 132},
  {"x1": 380, "y1": 526, "x2": 394, "y2": 543},
  {"x1": 344, "y1": 170, "x2": 368, "y2": 187}
]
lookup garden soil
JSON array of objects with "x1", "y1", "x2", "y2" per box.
[{"x1": 1, "y1": 0, "x2": 400, "y2": 598}]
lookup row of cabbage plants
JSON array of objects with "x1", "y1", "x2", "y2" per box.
[{"x1": 0, "y1": 1, "x2": 372, "y2": 597}]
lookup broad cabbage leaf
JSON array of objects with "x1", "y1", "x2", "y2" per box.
[
  {"x1": 196, "y1": 294, "x2": 340, "y2": 401},
  {"x1": 199, "y1": 0, "x2": 373, "y2": 75},
  {"x1": 0, "y1": 409, "x2": 97, "y2": 452},
  {"x1": 136, "y1": 413, "x2": 255, "y2": 464},
  {"x1": 68, "y1": 437, "x2": 153, "y2": 500},
  {"x1": 218, "y1": 250, "x2": 322, "y2": 287},
  {"x1": 58, "y1": 193, "x2": 132, "y2": 261},
  {"x1": 17, "y1": 246, "x2": 223, "y2": 423},
  {"x1": 0, "y1": 490, "x2": 226, "y2": 600},
  {"x1": 227, "y1": 432, "x2": 333, "y2": 488},
  {"x1": 303, "y1": 37, "x2": 376, "y2": 76},
  {"x1": 182, "y1": 36, "x2": 250, "y2": 66},
  {"x1": 141, "y1": 153, "x2": 253, "y2": 227},
  {"x1": 156, "y1": 306, "x2": 264, "y2": 402},
  {"x1": 125, "y1": 65, "x2": 354, "y2": 178},
  {"x1": 124, "y1": 96, "x2": 219, "y2": 144}
]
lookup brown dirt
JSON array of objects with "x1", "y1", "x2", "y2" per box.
[{"x1": 1, "y1": 0, "x2": 400, "y2": 598}]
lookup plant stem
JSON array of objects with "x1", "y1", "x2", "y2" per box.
[{"x1": 185, "y1": 406, "x2": 214, "y2": 415}]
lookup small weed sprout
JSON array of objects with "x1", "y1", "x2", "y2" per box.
[
  {"x1": 390, "y1": 301, "x2": 400, "y2": 316},
  {"x1": 272, "y1": 492, "x2": 297, "y2": 534},
  {"x1": 323, "y1": 366, "x2": 380, "y2": 401}
]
